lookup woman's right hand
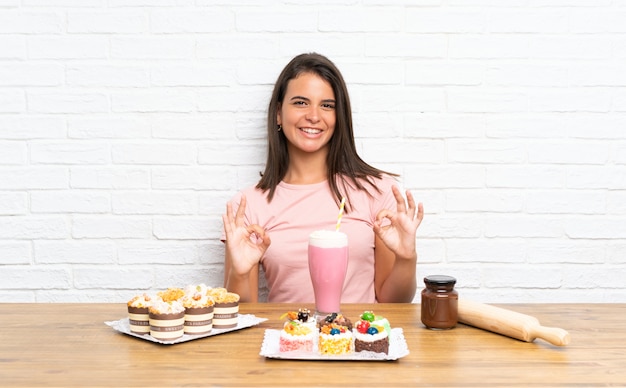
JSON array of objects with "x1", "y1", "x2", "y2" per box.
[{"x1": 222, "y1": 195, "x2": 271, "y2": 276}]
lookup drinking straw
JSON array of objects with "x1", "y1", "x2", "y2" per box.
[{"x1": 335, "y1": 197, "x2": 346, "y2": 231}]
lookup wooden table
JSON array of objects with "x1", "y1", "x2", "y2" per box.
[{"x1": 1, "y1": 303, "x2": 624, "y2": 387}]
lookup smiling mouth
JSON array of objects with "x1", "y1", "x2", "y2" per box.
[{"x1": 300, "y1": 127, "x2": 322, "y2": 134}]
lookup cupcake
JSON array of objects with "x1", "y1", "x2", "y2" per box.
[
  {"x1": 209, "y1": 287, "x2": 240, "y2": 329},
  {"x1": 127, "y1": 293, "x2": 153, "y2": 334},
  {"x1": 149, "y1": 298, "x2": 185, "y2": 341},
  {"x1": 182, "y1": 284, "x2": 215, "y2": 335},
  {"x1": 353, "y1": 311, "x2": 390, "y2": 355},
  {"x1": 279, "y1": 308, "x2": 316, "y2": 353},
  {"x1": 157, "y1": 287, "x2": 185, "y2": 303},
  {"x1": 318, "y1": 313, "x2": 353, "y2": 355}
]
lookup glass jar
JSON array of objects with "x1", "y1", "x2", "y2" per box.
[{"x1": 421, "y1": 275, "x2": 458, "y2": 330}]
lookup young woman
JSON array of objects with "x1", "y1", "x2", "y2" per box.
[{"x1": 222, "y1": 53, "x2": 423, "y2": 303}]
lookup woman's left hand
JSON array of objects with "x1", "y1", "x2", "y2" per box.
[{"x1": 373, "y1": 185, "x2": 424, "y2": 260}]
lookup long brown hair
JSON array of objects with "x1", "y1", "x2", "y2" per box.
[{"x1": 256, "y1": 53, "x2": 397, "y2": 211}]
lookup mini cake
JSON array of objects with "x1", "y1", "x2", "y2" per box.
[
  {"x1": 353, "y1": 311, "x2": 390, "y2": 354},
  {"x1": 279, "y1": 308, "x2": 316, "y2": 353},
  {"x1": 209, "y1": 287, "x2": 240, "y2": 329},
  {"x1": 157, "y1": 287, "x2": 185, "y2": 303},
  {"x1": 148, "y1": 298, "x2": 185, "y2": 341},
  {"x1": 182, "y1": 285, "x2": 215, "y2": 335},
  {"x1": 318, "y1": 313, "x2": 353, "y2": 355},
  {"x1": 127, "y1": 293, "x2": 153, "y2": 334}
]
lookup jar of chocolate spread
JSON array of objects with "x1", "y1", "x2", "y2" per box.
[{"x1": 421, "y1": 275, "x2": 458, "y2": 330}]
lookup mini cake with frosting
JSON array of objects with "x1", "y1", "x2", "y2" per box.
[
  {"x1": 318, "y1": 313, "x2": 353, "y2": 355},
  {"x1": 127, "y1": 293, "x2": 153, "y2": 334},
  {"x1": 353, "y1": 311, "x2": 390, "y2": 354},
  {"x1": 148, "y1": 298, "x2": 185, "y2": 341},
  {"x1": 209, "y1": 287, "x2": 240, "y2": 329},
  {"x1": 279, "y1": 308, "x2": 316, "y2": 352},
  {"x1": 157, "y1": 287, "x2": 185, "y2": 303},
  {"x1": 182, "y1": 284, "x2": 215, "y2": 335}
]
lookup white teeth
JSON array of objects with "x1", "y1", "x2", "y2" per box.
[{"x1": 301, "y1": 128, "x2": 321, "y2": 134}]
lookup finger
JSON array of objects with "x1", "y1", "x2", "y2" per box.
[
  {"x1": 222, "y1": 213, "x2": 232, "y2": 237},
  {"x1": 415, "y1": 202, "x2": 424, "y2": 227},
  {"x1": 405, "y1": 190, "x2": 416, "y2": 220},
  {"x1": 391, "y1": 185, "x2": 407, "y2": 213},
  {"x1": 376, "y1": 208, "x2": 395, "y2": 224},
  {"x1": 235, "y1": 195, "x2": 247, "y2": 226},
  {"x1": 248, "y1": 224, "x2": 271, "y2": 248}
]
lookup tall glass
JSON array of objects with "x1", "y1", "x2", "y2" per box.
[{"x1": 308, "y1": 230, "x2": 348, "y2": 319}]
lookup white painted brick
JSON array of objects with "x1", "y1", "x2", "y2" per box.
[
  {"x1": 151, "y1": 114, "x2": 237, "y2": 140},
  {"x1": 67, "y1": 65, "x2": 150, "y2": 87},
  {"x1": 153, "y1": 216, "x2": 219, "y2": 240},
  {"x1": 0, "y1": 11, "x2": 61, "y2": 33},
  {"x1": 448, "y1": 87, "x2": 527, "y2": 113},
  {"x1": 569, "y1": 10, "x2": 626, "y2": 33},
  {"x1": 30, "y1": 142, "x2": 110, "y2": 165},
  {"x1": 150, "y1": 9, "x2": 233, "y2": 33},
  {"x1": 198, "y1": 242, "x2": 226, "y2": 265},
  {"x1": 529, "y1": 88, "x2": 611, "y2": 113},
  {"x1": 608, "y1": 192, "x2": 626, "y2": 215},
  {"x1": 150, "y1": 63, "x2": 234, "y2": 87},
  {"x1": 34, "y1": 241, "x2": 117, "y2": 264},
  {"x1": 235, "y1": 9, "x2": 316, "y2": 33},
  {"x1": 73, "y1": 267, "x2": 153, "y2": 289},
  {"x1": 279, "y1": 36, "x2": 364, "y2": 59},
  {"x1": 31, "y1": 190, "x2": 111, "y2": 214},
  {"x1": 405, "y1": 114, "x2": 485, "y2": 138},
  {"x1": 413, "y1": 238, "x2": 445, "y2": 265},
  {"x1": 418, "y1": 215, "x2": 484, "y2": 238},
  {"x1": 68, "y1": 117, "x2": 151, "y2": 139},
  {"x1": 449, "y1": 35, "x2": 530, "y2": 59},
  {"x1": 0, "y1": 116, "x2": 66, "y2": 139},
  {"x1": 405, "y1": 165, "x2": 485, "y2": 189},
  {"x1": 0, "y1": 90, "x2": 26, "y2": 113},
  {"x1": 0, "y1": 64, "x2": 63, "y2": 86},
  {"x1": 70, "y1": 167, "x2": 151, "y2": 189},
  {"x1": 528, "y1": 36, "x2": 611, "y2": 59},
  {"x1": 0, "y1": 36, "x2": 25, "y2": 59},
  {"x1": 118, "y1": 241, "x2": 198, "y2": 265},
  {"x1": 0, "y1": 216, "x2": 68, "y2": 239},
  {"x1": 566, "y1": 218, "x2": 626, "y2": 239},
  {"x1": 406, "y1": 62, "x2": 483, "y2": 86},
  {"x1": 72, "y1": 216, "x2": 152, "y2": 239},
  {"x1": 109, "y1": 0, "x2": 179, "y2": 6},
  {"x1": 567, "y1": 166, "x2": 626, "y2": 190},
  {"x1": 111, "y1": 37, "x2": 194, "y2": 59},
  {"x1": 361, "y1": 139, "x2": 444, "y2": 165},
  {"x1": 562, "y1": 267, "x2": 624, "y2": 288},
  {"x1": 486, "y1": 64, "x2": 569, "y2": 87},
  {"x1": 486, "y1": 10, "x2": 568, "y2": 33},
  {"x1": 482, "y1": 266, "x2": 562, "y2": 288},
  {"x1": 613, "y1": 143, "x2": 626, "y2": 165},
  {"x1": 154, "y1": 266, "x2": 222, "y2": 290},
  {"x1": 484, "y1": 215, "x2": 563, "y2": 238},
  {"x1": 198, "y1": 191, "x2": 235, "y2": 216},
  {"x1": 196, "y1": 36, "x2": 279, "y2": 59},
  {"x1": 112, "y1": 191, "x2": 197, "y2": 215},
  {"x1": 196, "y1": 87, "x2": 270, "y2": 112},
  {"x1": 406, "y1": 9, "x2": 485, "y2": 33},
  {"x1": 0, "y1": 191, "x2": 27, "y2": 215},
  {"x1": 486, "y1": 115, "x2": 568, "y2": 138},
  {"x1": 528, "y1": 141, "x2": 608, "y2": 165},
  {"x1": 607, "y1": 242, "x2": 626, "y2": 264},
  {"x1": 447, "y1": 139, "x2": 526, "y2": 164},
  {"x1": 28, "y1": 92, "x2": 109, "y2": 114},
  {"x1": 526, "y1": 190, "x2": 606, "y2": 215},
  {"x1": 565, "y1": 115, "x2": 626, "y2": 139},
  {"x1": 0, "y1": 242, "x2": 31, "y2": 264},
  {"x1": 353, "y1": 113, "x2": 403, "y2": 139},
  {"x1": 527, "y1": 239, "x2": 605, "y2": 264},
  {"x1": 447, "y1": 239, "x2": 526, "y2": 263},
  {"x1": 198, "y1": 141, "x2": 265, "y2": 166},
  {"x1": 486, "y1": 166, "x2": 565, "y2": 189},
  {"x1": 67, "y1": 11, "x2": 147, "y2": 33},
  {"x1": 0, "y1": 167, "x2": 68, "y2": 190},
  {"x1": 357, "y1": 86, "x2": 445, "y2": 113},
  {"x1": 27, "y1": 36, "x2": 108, "y2": 59},
  {"x1": 35, "y1": 290, "x2": 134, "y2": 303},
  {"x1": 111, "y1": 143, "x2": 196, "y2": 165},
  {"x1": 446, "y1": 190, "x2": 524, "y2": 213},
  {"x1": 23, "y1": 0, "x2": 103, "y2": 5},
  {"x1": 319, "y1": 7, "x2": 403, "y2": 32},
  {"x1": 111, "y1": 89, "x2": 195, "y2": 113},
  {"x1": 0, "y1": 141, "x2": 27, "y2": 164},
  {"x1": 0, "y1": 267, "x2": 71, "y2": 289},
  {"x1": 151, "y1": 167, "x2": 237, "y2": 190},
  {"x1": 365, "y1": 34, "x2": 447, "y2": 59},
  {"x1": 341, "y1": 62, "x2": 404, "y2": 85}
]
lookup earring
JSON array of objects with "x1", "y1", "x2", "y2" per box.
[{"x1": 277, "y1": 124, "x2": 282, "y2": 132}]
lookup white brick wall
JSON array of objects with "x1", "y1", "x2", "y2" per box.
[{"x1": 1, "y1": 1, "x2": 625, "y2": 303}]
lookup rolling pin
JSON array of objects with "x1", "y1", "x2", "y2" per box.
[{"x1": 457, "y1": 299, "x2": 571, "y2": 346}]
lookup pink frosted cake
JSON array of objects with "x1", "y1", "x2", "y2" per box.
[
  {"x1": 127, "y1": 293, "x2": 153, "y2": 334},
  {"x1": 279, "y1": 308, "x2": 316, "y2": 353}
]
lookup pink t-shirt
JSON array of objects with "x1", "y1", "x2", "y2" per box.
[{"x1": 224, "y1": 175, "x2": 397, "y2": 303}]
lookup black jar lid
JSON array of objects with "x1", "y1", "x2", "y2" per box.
[{"x1": 424, "y1": 275, "x2": 457, "y2": 286}]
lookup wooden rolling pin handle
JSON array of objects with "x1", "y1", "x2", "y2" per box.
[{"x1": 530, "y1": 325, "x2": 571, "y2": 346}]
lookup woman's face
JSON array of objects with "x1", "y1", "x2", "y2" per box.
[{"x1": 277, "y1": 72, "x2": 336, "y2": 156}]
